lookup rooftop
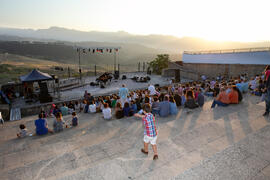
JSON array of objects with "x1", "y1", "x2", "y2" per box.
[{"x1": 183, "y1": 48, "x2": 270, "y2": 65}]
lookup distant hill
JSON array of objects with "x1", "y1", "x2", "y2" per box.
[
  {"x1": 1, "y1": 27, "x2": 270, "y2": 52},
  {"x1": 0, "y1": 40, "x2": 171, "y2": 65}
]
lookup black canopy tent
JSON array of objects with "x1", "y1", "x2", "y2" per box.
[
  {"x1": 20, "y1": 69, "x2": 53, "y2": 82},
  {"x1": 20, "y1": 69, "x2": 53, "y2": 103}
]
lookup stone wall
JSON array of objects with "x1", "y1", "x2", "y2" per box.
[
  {"x1": 180, "y1": 70, "x2": 200, "y2": 81},
  {"x1": 183, "y1": 63, "x2": 265, "y2": 78},
  {"x1": 162, "y1": 68, "x2": 199, "y2": 81}
]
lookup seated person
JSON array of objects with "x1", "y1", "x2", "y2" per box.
[
  {"x1": 89, "y1": 101, "x2": 97, "y2": 113},
  {"x1": 229, "y1": 86, "x2": 239, "y2": 104},
  {"x1": 184, "y1": 90, "x2": 199, "y2": 109},
  {"x1": 131, "y1": 100, "x2": 138, "y2": 113},
  {"x1": 181, "y1": 91, "x2": 186, "y2": 106},
  {"x1": 17, "y1": 124, "x2": 27, "y2": 138},
  {"x1": 235, "y1": 86, "x2": 243, "y2": 102},
  {"x1": 236, "y1": 80, "x2": 243, "y2": 93},
  {"x1": 173, "y1": 93, "x2": 182, "y2": 107},
  {"x1": 71, "y1": 112, "x2": 78, "y2": 126},
  {"x1": 84, "y1": 101, "x2": 90, "y2": 113},
  {"x1": 74, "y1": 101, "x2": 80, "y2": 112},
  {"x1": 115, "y1": 102, "x2": 124, "y2": 119},
  {"x1": 68, "y1": 101, "x2": 75, "y2": 114},
  {"x1": 35, "y1": 113, "x2": 53, "y2": 135},
  {"x1": 169, "y1": 96, "x2": 178, "y2": 115},
  {"x1": 53, "y1": 112, "x2": 64, "y2": 133},
  {"x1": 60, "y1": 103, "x2": 68, "y2": 116},
  {"x1": 123, "y1": 102, "x2": 133, "y2": 116},
  {"x1": 151, "y1": 97, "x2": 160, "y2": 115},
  {"x1": 211, "y1": 88, "x2": 230, "y2": 108},
  {"x1": 159, "y1": 96, "x2": 170, "y2": 117},
  {"x1": 197, "y1": 89, "x2": 205, "y2": 107},
  {"x1": 102, "y1": 103, "x2": 112, "y2": 120},
  {"x1": 111, "y1": 95, "x2": 117, "y2": 108},
  {"x1": 53, "y1": 105, "x2": 61, "y2": 117}
]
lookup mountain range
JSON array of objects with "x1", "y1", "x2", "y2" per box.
[{"x1": 1, "y1": 26, "x2": 270, "y2": 53}]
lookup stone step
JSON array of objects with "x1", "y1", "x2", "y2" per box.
[{"x1": 172, "y1": 125, "x2": 270, "y2": 180}]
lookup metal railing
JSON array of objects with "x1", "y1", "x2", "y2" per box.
[{"x1": 184, "y1": 47, "x2": 270, "y2": 55}]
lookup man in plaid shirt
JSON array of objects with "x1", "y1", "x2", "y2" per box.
[{"x1": 134, "y1": 103, "x2": 158, "y2": 160}]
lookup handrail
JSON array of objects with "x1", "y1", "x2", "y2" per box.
[{"x1": 184, "y1": 47, "x2": 270, "y2": 55}]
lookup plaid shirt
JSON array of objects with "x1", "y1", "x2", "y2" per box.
[{"x1": 142, "y1": 113, "x2": 157, "y2": 137}]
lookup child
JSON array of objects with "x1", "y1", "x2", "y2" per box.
[
  {"x1": 134, "y1": 103, "x2": 158, "y2": 160},
  {"x1": 17, "y1": 124, "x2": 27, "y2": 138},
  {"x1": 102, "y1": 103, "x2": 112, "y2": 120},
  {"x1": 71, "y1": 112, "x2": 78, "y2": 126}
]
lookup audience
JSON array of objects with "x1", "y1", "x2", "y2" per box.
[{"x1": 28, "y1": 72, "x2": 267, "y2": 137}]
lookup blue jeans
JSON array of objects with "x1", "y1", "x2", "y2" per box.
[
  {"x1": 205, "y1": 92, "x2": 213, "y2": 97},
  {"x1": 211, "y1": 100, "x2": 228, "y2": 108},
  {"x1": 265, "y1": 89, "x2": 270, "y2": 113},
  {"x1": 152, "y1": 109, "x2": 160, "y2": 115}
]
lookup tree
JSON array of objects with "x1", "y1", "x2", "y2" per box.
[{"x1": 149, "y1": 54, "x2": 170, "y2": 75}]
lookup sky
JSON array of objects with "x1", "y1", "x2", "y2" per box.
[{"x1": 1, "y1": 0, "x2": 270, "y2": 42}]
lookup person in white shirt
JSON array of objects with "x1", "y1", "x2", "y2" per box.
[
  {"x1": 102, "y1": 103, "x2": 112, "y2": 120},
  {"x1": 89, "y1": 101, "x2": 96, "y2": 113},
  {"x1": 148, "y1": 84, "x2": 156, "y2": 96}
]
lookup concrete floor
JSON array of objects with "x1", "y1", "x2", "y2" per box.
[
  {"x1": 59, "y1": 72, "x2": 172, "y2": 100},
  {"x1": 1, "y1": 94, "x2": 270, "y2": 180}
]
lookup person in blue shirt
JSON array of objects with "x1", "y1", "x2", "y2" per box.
[
  {"x1": 119, "y1": 84, "x2": 129, "y2": 106},
  {"x1": 241, "y1": 80, "x2": 249, "y2": 93},
  {"x1": 123, "y1": 102, "x2": 133, "y2": 116},
  {"x1": 159, "y1": 96, "x2": 170, "y2": 117},
  {"x1": 35, "y1": 113, "x2": 53, "y2": 135},
  {"x1": 169, "y1": 96, "x2": 178, "y2": 115},
  {"x1": 60, "y1": 103, "x2": 68, "y2": 116},
  {"x1": 53, "y1": 105, "x2": 61, "y2": 117},
  {"x1": 131, "y1": 100, "x2": 137, "y2": 113},
  {"x1": 71, "y1": 112, "x2": 78, "y2": 126},
  {"x1": 236, "y1": 80, "x2": 243, "y2": 93}
]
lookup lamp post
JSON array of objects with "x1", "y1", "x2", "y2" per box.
[{"x1": 78, "y1": 48, "x2": 82, "y2": 81}]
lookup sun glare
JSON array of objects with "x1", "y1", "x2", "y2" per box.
[{"x1": 0, "y1": 0, "x2": 270, "y2": 42}]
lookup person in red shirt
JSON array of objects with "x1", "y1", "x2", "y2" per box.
[
  {"x1": 263, "y1": 65, "x2": 270, "y2": 116},
  {"x1": 211, "y1": 88, "x2": 230, "y2": 108},
  {"x1": 134, "y1": 103, "x2": 158, "y2": 160},
  {"x1": 264, "y1": 65, "x2": 270, "y2": 81},
  {"x1": 228, "y1": 86, "x2": 239, "y2": 104}
]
